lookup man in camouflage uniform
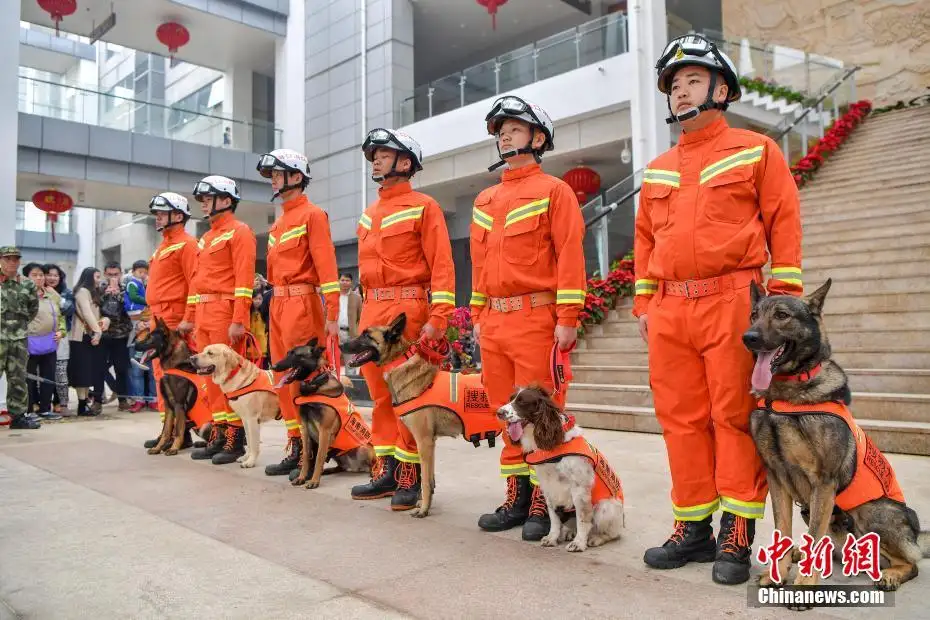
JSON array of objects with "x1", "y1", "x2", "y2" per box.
[{"x1": 0, "y1": 246, "x2": 41, "y2": 429}]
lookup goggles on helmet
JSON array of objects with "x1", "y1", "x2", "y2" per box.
[
  {"x1": 193, "y1": 181, "x2": 223, "y2": 197},
  {"x1": 149, "y1": 195, "x2": 180, "y2": 210},
  {"x1": 485, "y1": 96, "x2": 544, "y2": 130},
  {"x1": 656, "y1": 34, "x2": 725, "y2": 73},
  {"x1": 362, "y1": 128, "x2": 404, "y2": 153}
]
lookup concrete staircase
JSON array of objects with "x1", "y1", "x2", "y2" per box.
[{"x1": 569, "y1": 105, "x2": 930, "y2": 456}]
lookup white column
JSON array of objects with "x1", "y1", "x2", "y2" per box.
[
  {"x1": 628, "y1": 0, "x2": 670, "y2": 211},
  {"x1": 223, "y1": 65, "x2": 254, "y2": 151},
  {"x1": 0, "y1": 0, "x2": 21, "y2": 247},
  {"x1": 75, "y1": 207, "x2": 97, "y2": 272},
  {"x1": 274, "y1": 0, "x2": 306, "y2": 152}
]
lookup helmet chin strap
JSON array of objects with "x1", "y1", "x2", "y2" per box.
[
  {"x1": 488, "y1": 128, "x2": 540, "y2": 172},
  {"x1": 371, "y1": 151, "x2": 409, "y2": 183},
  {"x1": 155, "y1": 218, "x2": 185, "y2": 233},
  {"x1": 664, "y1": 72, "x2": 729, "y2": 125},
  {"x1": 271, "y1": 173, "x2": 305, "y2": 201},
  {"x1": 208, "y1": 197, "x2": 234, "y2": 218}
]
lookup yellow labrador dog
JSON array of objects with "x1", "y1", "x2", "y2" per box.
[{"x1": 190, "y1": 344, "x2": 280, "y2": 468}]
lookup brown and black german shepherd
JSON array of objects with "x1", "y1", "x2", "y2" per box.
[
  {"x1": 744, "y1": 278, "x2": 929, "y2": 596},
  {"x1": 343, "y1": 313, "x2": 495, "y2": 518},
  {"x1": 135, "y1": 318, "x2": 210, "y2": 456},
  {"x1": 273, "y1": 338, "x2": 372, "y2": 489}
]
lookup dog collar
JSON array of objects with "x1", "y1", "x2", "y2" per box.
[
  {"x1": 774, "y1": 363, "x2": 822, "y2": 383},
  {"x1": 561, "y1": 414, "x2": 576, "y2": 432},
  {"x1": 381, "y1": 337, "x2": 449, "y2": 373},
  {"x1": 226, "y1": 360, "x2": 244, "y2": 382}
]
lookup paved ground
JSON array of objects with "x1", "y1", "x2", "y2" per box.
[{"x1": 1, "y1": 409, "x2": 928, "y2": 619}]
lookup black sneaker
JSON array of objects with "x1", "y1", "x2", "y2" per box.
[
  {"x1": 712, "y1": 512, "x2": 755, "y2": 585},
  {"x1": 478, "y1": 475, "x2": 532, "y2": 532},
  {"x1": 10, "y1": 414, "x2": 41, "y2": 430},
  {"x1": 644, "y1": 517, "x2": 717, "y2": 569}
]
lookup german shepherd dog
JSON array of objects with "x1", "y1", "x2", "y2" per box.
[
  {"x1": 343, "y1": 313, "x2": 494, "y2": 518},
  {"x1": 744, "y1": 278, "x2": 929, "y2": 595},
  {"x1": 272, "y1": 338, "x2": 373, "y2": 488},
  {"x1": 135, "y1": 318, "x2": 209, "y2": 456}
]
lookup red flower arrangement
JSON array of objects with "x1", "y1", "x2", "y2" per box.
[
  {"x1": 578, "y1": 250, "x2": 635, "y2": 335},
  {"x1": 791, "y1": 100, "x2": 872, "y2": 188}
]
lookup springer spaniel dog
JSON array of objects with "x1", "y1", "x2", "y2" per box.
[{"x1": 498, "y1": 385, "x2": 625, "y2": 552}]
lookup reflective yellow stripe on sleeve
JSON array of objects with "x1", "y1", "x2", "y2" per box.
[
  {"x1": 234, "y1": 287, "x2": 253, "y2": 299},
  {"x1": 635, "y1": 279, "x2": 658, "y2": 295},
  {"x1": 359, "y1": 213, "x2": 372, "y2": 230},
  {"x1": 556, "y1": 289, "x2": 585, "y2": 305},
  {"x1": 186, "y1": 295, "x2": 200, "y2": 305},
  {"x1": 267, "y1": 233, "x2": 276, "y2": 248},
  {"x1": 320, "y1": 281, "x2": 340, "y2": 294},
  {"x1": 430, "y1": 291, "x2": 455, "y2": 305},
  {"x1": 771, "y1": 267, "x2": 802, "y2": 287},
  {"x1": 470, "y1": 291, "x2": 487, "y2": 306}
]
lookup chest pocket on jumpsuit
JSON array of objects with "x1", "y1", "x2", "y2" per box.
[
  {"x1": 276, "y1": 226, "x2": 306, "y2": 256},
  {"x1": 208, "y1": 238, "x2": 231, "y2": 259},
  {"x1": 503, "y1": 196, "x2": 548, "y2": 266},
  {"x1": 379, "y1": 212, "x2": 421, "y2": 263},
  {"x1": 700, "y1": 146, "x2": 760, "y2": 225},
  {"x1": 642, "y1": 183, "x2": 675, "y2": 231}
]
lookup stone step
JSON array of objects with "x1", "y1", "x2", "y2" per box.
[
  {"x1": 824, "y1": 310, "x2": 930, "y2": 331},
  {"x1": 864, "y1": 108, "x2": 930, "y2": 125},
  {"x1": 800, "y1": 179, "x2": 927, "y2": 204},
  {"x1": 802, "y1": 204, "x2": 930, "y2": 230},
  {"x1": 802, "y1": 245, "x2": 930, "y2": 270},
  {"x1": 803, "y1": 220, "x2": 930, "y2": 245},
  {"x1": 828, "y1": 134, "x2": 930, "y2": 156},
  {"x1": 570, "y1": 366, "x2": 930, "y2": 394},
  {"x1": 801, "y1": 197, "x2": 927, "y2": 229},
  {"x1": 800, "y1": 194, "x2": 927, "y2": 217},
  {"x1": 802, "y1": 231, "x2": 930, "y2": 257},
  {"x1": 811, "y1": 159, "x2": 929, "y2": 183},
  {"x1": 568, "y1": 404, "x2": 930, "y2": 456},
  {"x1": 567, "y1": 383, "x2": 930, "y2": 424},
  {"x1": 572, "y1": 348, "x2": 930, "y2": 369},
  {"x1": 801, "y1": 261, "x2": 930, "y2": 284},
  {"x1": 804, "y1": 276, "x2": 930, "y2": 297}
]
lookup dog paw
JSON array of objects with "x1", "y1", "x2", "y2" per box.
[
  {"x1": 565, "y1": 540, "x2": 587, "y2": 553},
  {"x1": 164, "y1": 448, "x2": 178, "y2": 456},
  {"x1": 410, "y1": 508, "x2": 429, "y2": 518},
  {"x1": 305, "y1": 480, "x2": 320, "y2": 490},
  {"x1": 239, "y1": 460, "x2": 256, "y2": 469},
  {"x1": 236, "y1": 455, "x2": 246, "y2": 463},
  {"x1": 147, "y1": 448, "x2": 161, "y2": 455},
  {"x1": 876, "y1": 576, "x2": 901, "y2": 592},
  {"x1": 291, "y1": 477, "x2": 307, "y2": 486},
  {"x1": 540, "y1": 535, "x2": 559, "y2": 547},
  {"x1": 791, "y1": 546, "x2": 803, "y2": 563},
  {"x1": 758, "y1": 573, "x2": 782, "y2": 588}
]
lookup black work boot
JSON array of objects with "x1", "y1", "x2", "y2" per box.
[
  {"x1": 351, "y1": 455, "x2": 399, "y2": 499},
  {"x1": 211, "y1": 425, "x2": 246, "y2": 465},
  {"x1": 265, "y1": 436, "x2": 302, "y2": 476},
  {"x1": 191, "y1": 423, "x2": 226, "y2": 460},
  {"x1": 522, "y1": 483, "x2": 551, "y2": 541},
  {"x1": 644, "y1": 517, "x2": 717, "y2": 569},
  {"x1": 10, "y1": 413, "x2": 41, "y2": 430},
  {"x1": 390, "y1": 461, "x2": 421, "y2": 511},
  {"x1": 478, "y1": 475, "x2": 532, "y2": 532},
  {"x1": 712, "y1": 512, "x2": 755, "y2": 585}
]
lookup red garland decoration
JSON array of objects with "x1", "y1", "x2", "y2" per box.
[{"x1": 790, "y1": 100, "x2": 872, "y2": 189}]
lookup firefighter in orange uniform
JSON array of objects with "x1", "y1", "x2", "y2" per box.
[
  {"x1": 635, "y1": 34, "x2": 803, "y2": 584},
  {"x1": 255, "y1": 148, "x2": 341, "y2": 478},
  {"x1": 350, "y1": 128, "x2": 456, "y2": 511},
  {"x1": 183, "y1": 175, "x2": 257, "y2": 466},
  {"x1": 471, "y1": 96, "x2": 586, "y2": 541},
  {"x1": 141, "y1": 192, "x2": 208, "y2": 449}
]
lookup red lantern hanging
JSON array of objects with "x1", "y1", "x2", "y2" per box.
[
  {"x1": 156, "y1": 22, "x2": 190, "y2": 59},
  {"x1": 37, "y1": 0, "x2": 77, "y2": 36},
  {"x1": 32, "y1": 190, "x2": 73, "y2": 242},
  {"x1": 562, "y1": 166, "x2": 601, "y2": 204},
  {"x1": 476, "y1": 0, "x2": 508, "y2": 31}
]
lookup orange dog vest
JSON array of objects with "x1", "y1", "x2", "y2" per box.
[
  {"x1": 525, "y1": 436, "x2": 625, "y2": 506},
  {"x1": 391, "y1": 370, "x2": 501, "y2": 447},
  {"x1": 761, "y1": 399, "x2": 905, "y2": 510},
  {"x1": 294, "y1": 391, "x2": 372, "y2": 456},
  {"x1": 225, "y1": 367, "x2": 277, "y2": 401},
  {"x1": 162, "y1": 367, "x2": 214, "y2": 429}
]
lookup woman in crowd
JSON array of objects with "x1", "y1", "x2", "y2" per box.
[
  {"x1": 23, "y1": 263, "x2": 65, "y2": 421},
  {"x1": 69, "y1": 267, "x2": 109, "y2": 416},
  {"x1": 45, "y1": 264, "x2": 74, "y2": 415}
]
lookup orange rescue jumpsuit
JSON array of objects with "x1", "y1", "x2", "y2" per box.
[
  {"x1": 633, "y1": 117, "x2": 803, "y2": 521},
  {"x1": 267, "y1": 194, "x2": 340, "y2": 442},
  {"x1": 469, "y1": 163, "x2": 586, "y2": 482},
  {"x1": 357, "y1": 180, "x2": 456, "y2": 464},
  {"x1": 184, "y1": 211, "x2": 257, "y2": 429},
  {"x1": 146, "y1": 226, "x2": 212, "y2": 429}
]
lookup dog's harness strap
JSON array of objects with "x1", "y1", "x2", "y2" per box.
[
  {"x1": 773, "y1": 363, "x2": 822, "y2": 383},
  {"x1": 526, "y1": 436, "x2": 624, "y2": 503},
  {"x1": 488, "y1": 291, "x2": 556, "y2": 313}
]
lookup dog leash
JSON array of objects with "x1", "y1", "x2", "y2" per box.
[
  {"x1": 327, "y1": 334, "x2": 342, "y2": 380},
  {"x1": 550, "y1": 341, "x2": 576, "y2": 395}
]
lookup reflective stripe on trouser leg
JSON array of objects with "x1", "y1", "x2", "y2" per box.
[
  {"x1": 529, "y1": 467, "x2": 539, "y2": 487},
  {"x1": 720, "y1": 496, "x2": 765, "y2": 519},
  {"x1": 270, "y1": 294, "x2": 325, "y2": 441},
  {"x1": 394, "y1": 445, "x2": 420, "y2": 464},
  {"x1": 361, "y1": 361, "x2": 398, "y2": 460},
  {"x1": 648, "y1": 293, "x2": 719, "y2": 519},
  {"x1": 395, "y1": 416, "x2": 419, "y2": 463}
]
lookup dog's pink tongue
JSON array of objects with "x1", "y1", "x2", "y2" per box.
[
  {"x1": 752, "y1": 351, "x2": 777, "y2": 392},
  {"x1": 508, "y1": 422, "x2": 524, "y2": 442}
]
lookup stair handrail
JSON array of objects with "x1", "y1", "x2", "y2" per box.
[{"x1": 770, "y1": 65, "x2": 861, "y2": 143}]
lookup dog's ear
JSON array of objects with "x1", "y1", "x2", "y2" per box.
[
  {"x1": 386, "y1": 313, "x2": 407, "y2": 343},
  {"x1": 749, "y1": 280, "x2": 765, "y2": 309},
  {"x1": 805, "y1": 278, "x2": 831, "y2": 316},
  {"x1": 530, "y1": 388, "x2": 564, "y2": 451},
  {"x1": 306, "y1": 336, "x2": 319, "y2": 348}
]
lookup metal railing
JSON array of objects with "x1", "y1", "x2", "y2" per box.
[
  {"x1": 581, "y1": 60, "x2": 863, "y2": 277},
  {"x1": 17, "y1": 75, "x2": 282, "y2": 153},
  {"x1": 397, "y1": 14, "x2": 629, "y2": 126}
]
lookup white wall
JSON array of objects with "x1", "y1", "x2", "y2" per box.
[
  {"x1": 274, "y1": 0, "x2": 305, "y2": 151},
  {"x1": 399, "y1": 52, "x2": 633, "y2": 160}
]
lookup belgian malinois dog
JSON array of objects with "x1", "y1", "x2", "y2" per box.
[
  {"x1": 343, "y1": 313, "x2": 496, "y2": 518},
  {"x1": 135, "y1": 318, "x2": 209, "y2": 456},
  {"x1": 744, "y1": 278, "x2": 929, "y2": 596},
  {"x1": 273, "y1": 338, "x2": 372, "y2": 488}
]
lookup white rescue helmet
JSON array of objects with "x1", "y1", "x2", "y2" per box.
[
  {"x1": 148, "y1": 192, "x2": 191, "y2": 218},
  {"x1": 655, "y1": 33, "x2": 741, "y2": 124},
  {"x1": 256, "y1": 148, "x2": 311, "y2": 200},
  {"x1": 361, "y1": 128, "x2": 423, "y2": 181},
  {"x1": 192, "y1": 175, "x2": 241, "y2": 216},
  {"x1": 484, "y1": 95, "x2": 555, "y2": 171}
]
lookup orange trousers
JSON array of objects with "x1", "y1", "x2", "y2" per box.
[
  {"x1": 646, "y1": 275, "x2": 767, "y2": 521},
  {"x1": 358, "y1": 298, "x2": 426, "y2": 463},
  {"x1": 149, "y1": 302, "x2": 210, "y2": 431},
  {"x1": 269, "y1": 293, "x2": 325, "y2": 440},
  {"x1": 194, "y1": 299, "x2": 243, "y2": 428},
  {"x1": 479, "y1": 303, "x2": 566, "y2": 481}
]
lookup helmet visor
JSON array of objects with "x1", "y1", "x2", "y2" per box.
[
  {"x1": 362, "y1": 128, "x2": 404, "y2": 151},
  {"x1": 657, "y1": 34, "x2": 716, "y2": 70},
  {"x1": 149, "y1": 195, "x2": 177, "y2": 211},
  {"x1": 485, "y1": 96, "x2": 544, "y2": 133},
  {"x1": 193, "y1": 181, "x2": 220, "y2": 196}
]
